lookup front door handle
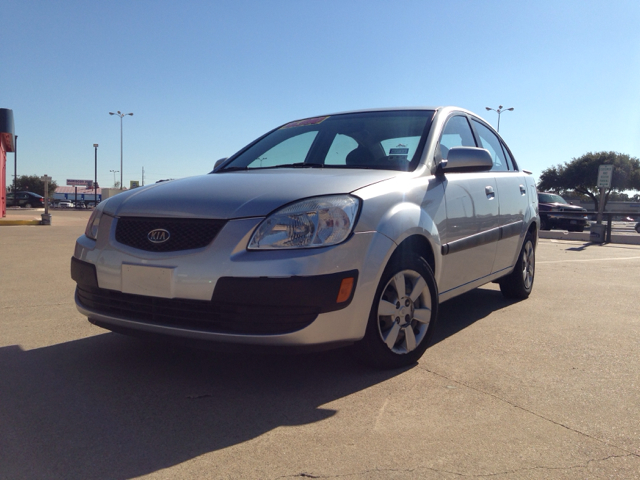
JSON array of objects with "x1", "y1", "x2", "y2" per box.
[
  {"x1": 520, "y1": 184, "x2": 526, "y2": 195},
  {"x1": 485, "y1": 186, "x2": 495, "y2": 199}
]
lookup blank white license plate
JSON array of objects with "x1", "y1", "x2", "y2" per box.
[{"x1": 121, "y1": 264, "x2": 175, "y2": 298}]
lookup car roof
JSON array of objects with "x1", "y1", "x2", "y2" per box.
[{"x1": 310, "y1": 106, "x2": 464, "y2": 117}]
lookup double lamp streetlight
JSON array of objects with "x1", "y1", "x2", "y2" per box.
[
  {"x1": 485, "y1": 105, "x2": 514, "y2": 132},
  {"x1": 109, "y1": 111, "x2": 133, "y2": 189}
]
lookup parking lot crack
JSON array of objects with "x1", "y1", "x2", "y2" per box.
[
  {"x1": 2, "y1": 302, "x2": 69, "y2": 309},
  {"x1": 275, "y1": 454, "x2": 637, "y2": 479},
  {"x1": 418, "y1": 366, "x2": 640, "y2": 460}
]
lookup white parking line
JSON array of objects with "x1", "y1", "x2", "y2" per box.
[{"x1": 538, "y1": 256, "x2": 640, "y2": 264}]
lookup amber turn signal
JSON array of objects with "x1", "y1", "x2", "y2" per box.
[{"x1": 336, "y1": 277, "x2": 355, "y2": 303}]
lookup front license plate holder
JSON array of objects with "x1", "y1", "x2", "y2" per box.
[{"x1": 122, "y1": 264, "x2": 174, "y2": 298}]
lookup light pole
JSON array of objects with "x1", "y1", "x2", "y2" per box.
[
  {"x1": 485, "y1": 105, "x2": 514, "y2": 132},
  {"x1": 13, "y1": 135, "x2": 17, "y2": 206},
  {"x1": 110, "y1": 169, "x2": 120, "y2": 187},
  {"x1": 93, "y1": 144, "x2": 99, "y2": 204},
  {"x1": 109, "y1": 111, "x2": 133, "y2": 189}
]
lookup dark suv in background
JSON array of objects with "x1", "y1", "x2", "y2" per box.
[
  {"x1": 6, "y1": 191, "x2": 45, "y2": 209},
  {"x1": 538, "y1": 192, "x2": 589, "y2": 232}
]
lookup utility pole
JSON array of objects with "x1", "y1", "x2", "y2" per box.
[{"x1": 93, "y1": 144, "x2": 98, "y2": 203}]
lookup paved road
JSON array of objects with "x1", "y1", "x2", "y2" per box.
[
  {"x1": 1, "y1": 210, "x2": 639, "y2": 479},
  {"x1": 608, "y1": 221, "x2": 640, "y2": 235}
]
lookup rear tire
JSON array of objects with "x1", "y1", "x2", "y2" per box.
[
  {"x1": 352, "y1": 252, "x2": 438, "y2": 369},
  {"x1": 499, "y1": 233, "x2": 535, "y2": 299},
  {"x1": 23, "y1": 203, "x2": 32, "y2": 209}
]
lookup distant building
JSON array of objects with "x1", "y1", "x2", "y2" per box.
[
  {"x1": 54, "y1": 186, "x2": 102, "y2": 204},
  {"x1": 0, "y1": 108, "x2": 16, "y2": 217},
  {"x1": 53, "y1": 185, "x2": 127, "y2": 204}
]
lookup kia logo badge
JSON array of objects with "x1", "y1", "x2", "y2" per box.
[{"x1": 148, "y1": 229, "x2": 170, "y2": 243}]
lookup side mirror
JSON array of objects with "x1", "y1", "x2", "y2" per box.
[
  {"x1": 437, "y1": 147, "x2": 493, "y2": 174},
  {"x1": 210, "y1": 157, "x2": 229, "y2": 173},
  {"x1": 214, "y1": 157, "x2": 228, "y2": 168}
]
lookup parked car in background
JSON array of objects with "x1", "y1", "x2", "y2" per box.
[
  {"x1": 6, "y1": 191, "x2": 45, "y2": 208},
  {"x1": 58, "y1": 200, "x2": 74, "y2": 208},
  {"x1": 538, "y1": 192, "x2": 589, "y2": 232},
  {"x1": 72, "y1": 106, "x2": 539, "y2": 369}
]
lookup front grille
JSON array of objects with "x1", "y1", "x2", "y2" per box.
[
  {"x1": 76, "y1": 285, "x2": 318, "y2": 335},
  {"x1": 115, "y1": 217, "x2": 227, "y2": 252}
]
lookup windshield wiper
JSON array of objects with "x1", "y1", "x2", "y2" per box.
[
  {"x1": 219, "y1": 163, "x2": 324, "y2": 172},
  {"x1": 218, "y1": 166, "x2": 250, "y2": 172},
  {"x1": 269, "y1": 162, "x2": 324, "y2": 169}
]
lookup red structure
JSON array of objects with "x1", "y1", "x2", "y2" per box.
[{"x1": 0, "y1": 109, "x2": 16, "y2": 218}]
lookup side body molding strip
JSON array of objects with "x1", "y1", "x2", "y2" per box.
[{"x1": 441, "y1": 221, "x2": 524, "y2": 256}]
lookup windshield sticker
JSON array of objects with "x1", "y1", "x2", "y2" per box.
[
  {"x1": 389, "y1": 145, "x2": 410, "y2": 161},
  {"x1": 389, "y1": 147, "x2": 409, "y2": 155},
  {"x1": 280, "y1": 116, "x2": 329, "y2": 129}
]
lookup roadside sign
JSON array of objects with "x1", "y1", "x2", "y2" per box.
[
  {"x1": 597, "y1": 165, "x2": 613, "y2": 188},
  {"x1": 67, "y1": 179, "x2": 93, "y2": 188},
  {"x1": 130, "y1": 180, "x2": 140, "y2": 189}
]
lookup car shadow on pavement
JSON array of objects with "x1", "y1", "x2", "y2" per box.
[
  {"x1": 429, "y1": 287, "x2": 517, "y2": 347},
  {"x1": 0, "y1": 334, "x2": 408, "y2": 479}
]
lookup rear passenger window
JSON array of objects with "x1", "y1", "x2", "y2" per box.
[
  {"x1": 501, "y1": 144, "x2": 517, "y2": 171},
  {"x1": 471, "y1": 120, "x2": 509, "y2": 171},
  {"x1": 439, "y1": 116, "x2": 476, "y2": 159}
]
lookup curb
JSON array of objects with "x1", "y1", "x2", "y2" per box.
[
  {"x1": 539, "y1": 230, "x2": 640, "y2": 245},
  {"x1": 0, "y1": 219, "x2": 43, "y2": 226}
]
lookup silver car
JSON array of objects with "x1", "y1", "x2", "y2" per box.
[{"x1": 72, "y1": 107, "x2": 539, "y2": 368}]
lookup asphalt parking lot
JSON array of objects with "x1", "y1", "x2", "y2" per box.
[{"x1": 1, "y1": 209, "x2": 639, "y2": 479}]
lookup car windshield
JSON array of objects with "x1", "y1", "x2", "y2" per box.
[
  {"x1": 217, "y1": 110, "x2": 434, "y2": 172},
  {"x1": 539, "y1": 193, "x2": 568, "y2": 204}
]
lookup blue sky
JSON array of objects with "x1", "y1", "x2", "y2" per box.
[{"x1": 2, "y1": 0, "x2": 639, "y2": 189}]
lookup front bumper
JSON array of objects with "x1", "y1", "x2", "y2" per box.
[
  {"x1": 72, "y1": 216, "x2": 395, "y2": 346},
  {"x1": 72, "y1": 256, "x2": 358, "y2": 335},
  {"x1": 543, "y1": 213, "x2": 589, "y2": 226}
]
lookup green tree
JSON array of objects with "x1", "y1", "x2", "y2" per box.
[
  {"x1": 10, "y1": 175, "x2": 59, "y2": 198},
  {"x1": 537, "y1": 151, "x2": 640, "y2": 211}
]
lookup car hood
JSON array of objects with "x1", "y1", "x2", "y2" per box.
[
  {"x1": 543, "y1": 202, "x2": 586, "y2": 211},
  {"x1": 102, "y1": 169, "x2": 400, "y2": 219}
]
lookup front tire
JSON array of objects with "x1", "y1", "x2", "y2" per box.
[
  {"x1": 499, "y1": 233, "x2": 535, "y2": 299},
  {"x1": 352, "y1": 252, "x2": 438, "y2": 369},
  {"x1": 540, "y1": 216, "x2": 551, "y2": 231}
]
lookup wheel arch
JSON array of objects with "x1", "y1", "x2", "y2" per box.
[
  {"x1": 389, "y1": 234, "x2": 437, "y2": 277},
  {"x1": 527, "y1": 220, "x2": 538, "y2": 248}
]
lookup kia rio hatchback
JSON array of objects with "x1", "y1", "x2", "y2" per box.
[{"x1": 72, "y1": 107, "x2": 539, "y2": 368}]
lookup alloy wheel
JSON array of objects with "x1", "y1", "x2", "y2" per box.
[{"x1": 376, "y1": 269, "x2": 432, "y2": 354}]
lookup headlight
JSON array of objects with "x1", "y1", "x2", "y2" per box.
[
  {"x1": 84, "y1": 207, "x2": 104, "y2": 240},
  {"x1": 248, "y1": 195, "x2": 360, "y2": 250}
]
